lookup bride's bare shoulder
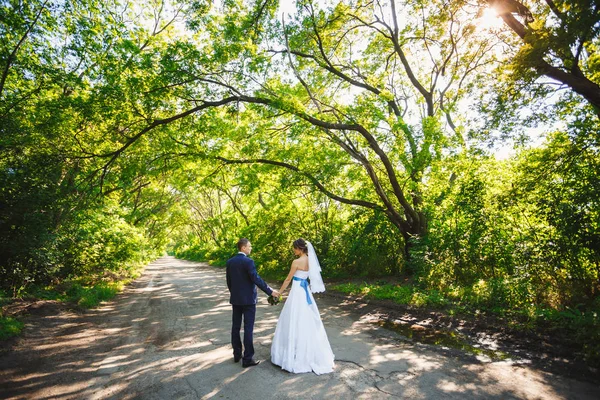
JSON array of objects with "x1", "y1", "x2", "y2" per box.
[{"x1": 293, "y1": 255, "x2": 309, "y2": 270}]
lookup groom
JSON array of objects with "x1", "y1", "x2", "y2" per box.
[{"x1": 226, "y1": 238, "x2": 279, "y2": 368}]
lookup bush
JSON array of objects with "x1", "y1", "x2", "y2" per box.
[
  {"x1": 173, "y1": 208, "x2": 404, "y2": 282},
  {"x1": 64, "y1": 281, "x2": 123, "y2": 308},
  {"x1": 423, "y1": 147, "x2": 599, "y2": 312},
  {"x1": 0, "y1": 203, "x2": 156, "y2": 296}
]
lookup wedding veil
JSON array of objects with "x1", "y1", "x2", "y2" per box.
[{"x1": 306, "y1": 241, "x2": 326, "y2": 293}]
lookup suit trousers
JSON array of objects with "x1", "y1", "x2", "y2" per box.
[{"x1": 231, "y1": 304, "x2": 256, "y2": 362}]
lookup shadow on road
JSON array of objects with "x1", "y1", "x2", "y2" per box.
[{"x1": 1, "y1": 257, "x2": 598, "y2": 399}]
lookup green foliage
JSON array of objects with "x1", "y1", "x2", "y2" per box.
[
  {"x1": 0, "y1": 200, "x2": 157, "y2": 295},
  {"x1": 1, "y1": 0, "x2": 599, "y2": 365},
  {"x1": 332, "y1": 282, "x2": 447, "y2": 308},
  {"x1": 0, "y1": 0, "x2": 180, "y2": 294},
  {"x1": 476, "y1": 0, "x2": 600, "y2": 137},
  {"x1": 64, "y1": 282, "x2": 122, "y2": 308},
  {"x1": 57, "y1": 206, "x2": 155, "y2": 277},
  {"x1": 174, "y1": 188, "x2": 404, "y2": 282},
  {"x1": 24, "y1": 269, "x2": 138, "y2": 309},
  {"x1": 325, "y1": 211, "x2": 403, "y2": 278},
  {"x1": 423, "y1": 131, "x2": 599, "y2": 310},
  {"x1": 0, "y1": 316, "x2": 24, "y2": 340}
]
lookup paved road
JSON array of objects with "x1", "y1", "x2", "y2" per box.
[{"x1": 1, "y1": 257, "x2": 599, "y2": 399}]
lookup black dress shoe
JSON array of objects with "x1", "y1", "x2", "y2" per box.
[
  {"x1": 234, "y1": 356, "x2": 241, "y2": 363},
  {"x1": 242, "y1": 359, "x2": 260, "y2": 368}
]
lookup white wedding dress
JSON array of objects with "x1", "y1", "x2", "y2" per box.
[{"x1": 270, "y1": 269, "x2": 335, "y2": 375}]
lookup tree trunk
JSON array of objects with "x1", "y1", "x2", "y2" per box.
[{"x1": 391, "y1": 212, "x2": 427, "y2": 274}]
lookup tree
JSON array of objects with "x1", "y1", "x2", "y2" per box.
[
  {"x1": 166, "y1": 0, "x2": 502, "y2": 265},
  {"x1": 480, "y1": 0, "x2": 600, "y2": 115},
  {"x1": 0, "y1": 0, "x2": 200, "y2": 290}
]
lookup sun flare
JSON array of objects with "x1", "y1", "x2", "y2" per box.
[{"x1": 477, "y1": 7, "x2": 504, "y2": 30}]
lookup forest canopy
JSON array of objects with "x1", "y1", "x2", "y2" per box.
[{"x1": 1, "y1": 0, "x2": 599, "y2": 320}]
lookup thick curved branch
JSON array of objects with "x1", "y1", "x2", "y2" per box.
[
  {"x1": 235, "y1": 94, "x2": 420, "y2": 224},
  {"x1": 286, "y1": 109, "x2": 419, "y2": 223},
  {"x1": 0, "y1": 0, "x2": 49, "y2": 97},
  {"x1": 498, "y1": 13, "x2": 600, "y2": 113},
  {"x1": 81, "y1": 90, "x2": 419, "y2": 225},
  {"x1": 212, "y1": 155, "x2": 384, "y2": 211},
  {"x1": 92, "y1": 96, "x2": 243, "y2": 191},
  {"x1": 270, "y1": 47, "x2": 416, "y2": 157},
  {"x1": 326, "y1": 132, "x2": 410, "y2": 231}
]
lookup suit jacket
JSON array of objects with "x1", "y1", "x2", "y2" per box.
[{"x1": 226, "y1": 253, "x2": 273, "y2": 305}]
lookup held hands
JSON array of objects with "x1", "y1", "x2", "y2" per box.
[{"x1": 268, "y1": 289, "x2": 282, "y2": 306}]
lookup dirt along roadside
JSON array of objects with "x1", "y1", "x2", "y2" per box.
[
  {"x1": 1, "y1": 256, "x2": 599, "y2": 399},
  {"x1": 319, "y1": 289, "x2": 600, "y2": 385}
]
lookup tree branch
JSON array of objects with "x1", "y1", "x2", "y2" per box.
[
  {"x1": 0, "y1": 0, "x2": 49, "y2": 98},
  {"x1": 212, "y1": 155, "x2": 384, "y2": 211},
  {"x1": 387, "y1": 0, "x2": 434, "y2": 116},
  {"x1": 91, "y1": 96, "x2": 243, "y2": 192}
]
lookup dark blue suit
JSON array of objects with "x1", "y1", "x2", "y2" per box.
[{"x1": 226, "y1": 252, "x2": 272, "y2": 363}]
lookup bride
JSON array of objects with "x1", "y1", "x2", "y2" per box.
[{"x1": 270, "y1": 238, "x2": 335, "y2": 374}]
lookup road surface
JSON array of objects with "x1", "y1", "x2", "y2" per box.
[{"x1": 1, "y1": 257, "x2": 598, "y2": 399}]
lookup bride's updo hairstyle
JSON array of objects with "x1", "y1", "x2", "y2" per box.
[{"x1": 293, "y1": 238, "x2": 309, "y2": 254}]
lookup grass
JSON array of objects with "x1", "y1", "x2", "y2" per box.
[
  {"x1": 0, "y1": 267, "x2": 143, "y2": 341},
  {"x1": 63, "y1": 282, "x2": 125, "y2": 308},
  {"x1": 0, "y1": 290, "x2": 23, "y2": 340},
  {"x1": 0, "y1": 316, "x2": 24, "y2": 340},
  {"x1": 21, "y1": 269, "x2": 141, "y2": 309},
  {"x1": 332, "y1": 282, "x2": 447, "y2": 308},
  {"x1": 332, "y1": 280, "x2": 600, "y2": 367}
]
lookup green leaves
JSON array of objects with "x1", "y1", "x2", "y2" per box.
[{"x1": 0, "y1": 1, "x2": 598, "y2": 331}]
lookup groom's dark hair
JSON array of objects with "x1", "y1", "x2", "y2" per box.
[{"x1": 237, "y1": 238, "x2": 250, "y2": 251}]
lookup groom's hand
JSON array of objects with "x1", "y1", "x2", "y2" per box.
[{"x1": 272, "y1": 290, "x2": 280, "y2": 297}]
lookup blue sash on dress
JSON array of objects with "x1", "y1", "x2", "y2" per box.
[{"x1": 293, "y1": 276, "x2": 312, "y2": 305}]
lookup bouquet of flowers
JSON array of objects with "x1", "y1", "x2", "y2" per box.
[{"x1": 267, "y1": 294, "x2": 282, "y2": 305}]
